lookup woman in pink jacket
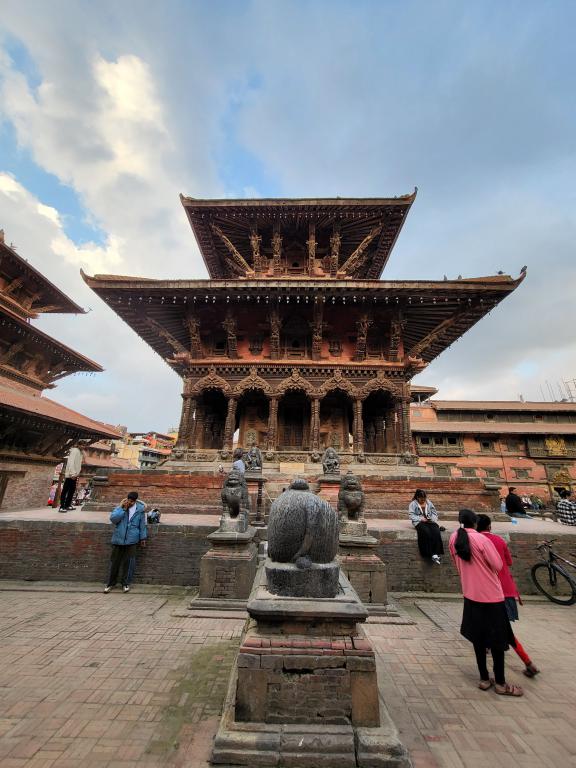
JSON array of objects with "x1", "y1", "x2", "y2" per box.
[{"x1": 449, "y1": 509, "x2": 523, "y2": 696}]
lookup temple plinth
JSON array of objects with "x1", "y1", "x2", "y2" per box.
[{"x1": 83, "y1": 194, "x2": 525, "y2": 476}]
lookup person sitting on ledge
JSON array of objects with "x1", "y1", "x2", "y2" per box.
[
  {"x1": 505, "y1": 487, "x2": 531, "y2": 518},
  {"x1": 556, "y1": 489, "x2": 576, "y2": 526},
  {"x1": 408, "y1": 489, "x2": 444, "y2": 565}
]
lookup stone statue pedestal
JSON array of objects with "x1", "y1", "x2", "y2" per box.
[
  {"x1": 339, "y1": 521, "x2": 388, "y2": 612},
  {"x1": 244, "y1": 472, "x2": 267, "y2": 526},
  {"x1": 316, "y1": 473, "x2": 341, "y2": 507},
  {"x1": 192, "y1": 527, "x2": 258, "y2": 610},
  {"x1": 211, "y1": 565, "x2": 410, "y2": 767}
]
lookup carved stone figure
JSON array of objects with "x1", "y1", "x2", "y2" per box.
[
  {"x1": 219, "y1": 470, "x2": 250, "y2": 532},
  {"x1": 245, "y1": 444, "x2": 262, "y2": 472},
  {"x1": 268, "y1": 478, "x2": 338, "y2": 565},
  {"x1": 322, "y1": 446, "x2": 340, "y2": 475},
  {"x1": 338, "y1": 472, "x2": 365, "y2": 522}
]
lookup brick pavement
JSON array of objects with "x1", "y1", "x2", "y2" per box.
[{"x1": 0, "y1": 583, "x2": 574, "y2": 767}]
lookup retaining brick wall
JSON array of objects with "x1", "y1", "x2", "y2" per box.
[
  {"x1": 1, "y1": 517, "x2": 574, "y2": 594},
  {"x1": 0, "y1": 519, "x2": 214, "y2": 585}
]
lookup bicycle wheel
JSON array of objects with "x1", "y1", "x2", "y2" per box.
[{"x1": 531, "y1": 563, "x2": 576, "y2": 605}]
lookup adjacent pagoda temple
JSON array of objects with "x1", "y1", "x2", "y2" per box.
[
  {"x1": 83, "y1": 193, "x2": 525, "y2": 475},
  {"x1": 0, "y1": 231, "x2": 120, "y2": 510}
]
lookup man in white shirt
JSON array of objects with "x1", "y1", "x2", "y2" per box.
[{"x1": 59, "y1": 446, "x2": 83, "y2": 512}]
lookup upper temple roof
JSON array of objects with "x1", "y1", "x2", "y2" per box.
[{"x1": 180, "y1": 193, "x2": 417, "y2": 280}]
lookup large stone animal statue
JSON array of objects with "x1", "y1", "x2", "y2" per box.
[
  {"x1": 267, "y1": 478, "x2": 339, "y2": 569},
  {"x1": 337, "y1": 472, "x2": 365, "y2": 521},
  {"x1": 220, "y1": 470, "x2": 250, "y2": 532}
]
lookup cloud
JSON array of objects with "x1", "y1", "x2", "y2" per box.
[{"x1": 0, "y1": 0, "x2": 575, "y2": 432}]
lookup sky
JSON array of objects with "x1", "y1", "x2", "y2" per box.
[{"x1": 0, "y1": 0, "x2": 575, "y2": 431}]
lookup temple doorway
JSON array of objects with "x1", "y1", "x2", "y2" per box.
[
  {"x1": 320, "y1": 390, "x2": 353, "y2": 451},
  {"x1": 197, "y1": 389, "x2": 227, "y2": 449},
  {"x1": 278, "y1": 390, "x2": 310, "y2": 450},
  {"x1": 363, "y1": 391, "x2": 395, "y2": 453},
  {"x1": 237, "y1": 389, "x2": 269, "y2": 448}
]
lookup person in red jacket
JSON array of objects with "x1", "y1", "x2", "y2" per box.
[{"x1": 476, "y1": 514, "x2": 539, "y2": 678}]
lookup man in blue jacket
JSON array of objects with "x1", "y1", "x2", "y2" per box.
[{"x1": 103, "y1": 491, "x2": 147, "y2": 593}]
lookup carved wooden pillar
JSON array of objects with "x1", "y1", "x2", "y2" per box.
[
  {"x1": 307, "y1": 222, "x2": 316, "y2": 276},
  {"x1": 272, "y1": 222, "x2": 282, "y2": 276},
  {"x1": 194, "y1": 403, "x2": 205, "y2": 449},
  {"x1": 223, "y1": 396, "x2": 238, "y2": 453},
  {"x1": 266, "y1": 396, "x2": 279, "y2": 453},
  {"x1": 329, "y1": 227, "x2": 341, "y2": 278},
  {"x1": 222, "y1": 309, "x2": 239, "y2": 359},
  {"x1": 354, "y1": 314, "x2": 372, "y2": 362},
  {"x1": 269, "y1": 304, "x2": 282, "y2": 360},
  {"x1": 250, "y1": 226, "x2": 263, "y2": 274},
  {"x1": 310, "y1": 397, "x2": 321, "y2": 453},
  {"x1": 399, "y1": 396, "x2": 412, "y2": 453},
  {"x1": 384, "y1": 408, "x2": 395, "y2": 453},
  {"x1": 177, "y1": 386, "x2": 197, "y2": 448},
  {"x1": 311, "y1": 299, "x2": 323, "y2": 361},
  {"x1": 353, "y1": 398, "x2": 364, "y2": 454}
]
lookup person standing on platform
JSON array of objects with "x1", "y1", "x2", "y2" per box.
[
  {"x1": 408, "y1": 489, "x2": 444, "y2": 565},
  {"x1": 103, "y1": 491, "x2": 147, "y2": 593},
  {"x1": 59, "y1": 446, "x2": 83, "y2": 512},
  {"x1": 476, "y1": 514, "x2": 539, "y2": 677},
  {"x1": 232, "y1": 447, "x2": 246, "y2": 474},
  {"x1": 449, "y1": 508, "x2": 523, "y2": 696}
]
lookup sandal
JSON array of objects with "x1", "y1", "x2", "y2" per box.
[
  {"x1": 494, "y1": 683, "x2": 523, "y2": 696},
  {"x1": 478, "y1": 679, "x2": 494, "y2": 690},
  {"x1": 523, "y1": 663, "x2": 540, "y2": 678}
]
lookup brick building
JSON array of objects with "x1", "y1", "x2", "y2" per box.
[
  {"x1": 0, "y1": 231, "x2": 121, "y2": 510},
  {"x1": 411, "y1": 398, "x2": 576, "y2": 504}
]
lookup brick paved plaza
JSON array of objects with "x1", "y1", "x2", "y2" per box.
[{"x1": 0, "y1": 583, "x2": 574, "y2": 767}]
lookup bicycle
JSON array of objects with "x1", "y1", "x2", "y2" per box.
[{"x1": 531, "y1": 539, "x2": 576, "y2": 605}]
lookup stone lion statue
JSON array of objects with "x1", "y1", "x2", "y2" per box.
[
  {"x1": 220, "y1": 470, "x2": 250, "y2": 531},
  {"x1": 322, "y1": 446, "x2": 340, "y2": 475},
  {"x1": 337, "y1": 472, "x2": 365, "y2": 521}
]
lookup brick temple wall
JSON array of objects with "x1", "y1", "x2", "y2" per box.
[
  {"x1": 0, "y1": 459, "x2": 54, "y2": 511},
  {"x1": 0, "y1": 517, "x2": 574, "y2": 595},
  {"x1": 85, "y1": 470, "x2": 499, "y2": 516}
]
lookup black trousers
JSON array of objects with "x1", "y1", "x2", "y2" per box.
[
  {"x1": 473, "y1": 640, "x2": 506, "y2": 686},
  {"x1": 60, "y1": 477, "x2": 77, "y2": 509},
  {"x1": 415, "y1": 521, "x2": 444, "y2": 558},
  {"x1": 107, "y1": 544, "x2": 137, "y2": 587}
]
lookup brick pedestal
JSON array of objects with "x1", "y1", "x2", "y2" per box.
[
  {"x1": 212, "y1": 567, "x2": 410, "y2": 767},
  {"x1": 196, "y1": 528, "x2": 258, "y2": 603},
  {"x1": 339, "y1": 518, "x2": 388, "y2": 611}
]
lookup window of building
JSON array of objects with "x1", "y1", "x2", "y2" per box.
[
  {"x1": 479, "y1": 439, "x2": 495, "y2": 452},
  {"x1": 506, "y1": 440, "x2": 521, "y2": 452},
  {"x1": 433, "y1": 464, "x2": 451, "y2": 477},
  {"x1": 434, "y1": 437, "x2": 443, "y2": 445},
  {"x1": 486, "y1": 413, "x2": 495, "y2": 420},
  {"x1": 514, "y1": 468, "x2": 530, "y2": 479},
  {"x1": 485, "y1": 468, "x2": 502, "y2": 480},
  {"x1": 447, "y1": 437, "x2": 458, "y2": 445},
  {"x1": 420, "y1": 437, "x2": 430, "y2": 445},
  {"x1": 461, "y1": 467, "x2": 477, "y2": 478}
]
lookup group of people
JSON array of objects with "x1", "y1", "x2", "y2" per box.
[{"x1": 409, "y1": 489, "x2": 540, "y2": 695}]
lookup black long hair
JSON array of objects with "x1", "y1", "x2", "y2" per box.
[
  {"x1": 412, "y1": 489, "x2": 426, "y2": 502},
  {"x1": 454, "y1": 508, "x2": 478, "y2": 561}
]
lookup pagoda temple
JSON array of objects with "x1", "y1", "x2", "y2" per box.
[
  {"x1": 83, "y1": 193, "x2": 525, "y2": 474},
  {"x1": 0, "y1": 230, "x2": 121, "y2": 510}
]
